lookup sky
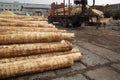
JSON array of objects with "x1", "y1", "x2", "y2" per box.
[{"x1": 0, "y1": 0, "x2": 120, "y2": 5}]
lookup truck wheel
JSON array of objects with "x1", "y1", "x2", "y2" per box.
[
  {"x1": 62, "y1": 19, "x2": 68, "y2": 27},
  {"x1": 58, "y1": 19, "x2": 63, "y2": 26}
]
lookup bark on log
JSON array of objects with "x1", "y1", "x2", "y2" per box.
[
  {"x1": 0, "y1": 18, "x2": 54, "y2": 28},
  {"x1": 0, "y1": 22, "x2": 55, "y2": 28},
  {"x1": 0, "y1": 55, "x2": 74, "y2": 79},
  {"x1": 0, "y1": 32, "x2": 74, "y2": 44},
  {"x1": 0, "y1": 27, "x2": 66, "y2": 34},
  {"x1": 0, "y1": 15, "x2": 48, "y2": 21},
  {"x1": 0, "y1": 48, "x2": 80, "y2": 63},
  {"x1": 0, "y1": 42, "x2": 72, "y2": 58}
]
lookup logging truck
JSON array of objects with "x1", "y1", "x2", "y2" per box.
[{"x1": 48, "y1": 0, "x2": 102, "y2": 27}]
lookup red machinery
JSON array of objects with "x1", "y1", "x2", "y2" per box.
[{"x1": 48, "y1": 0, "x2": 89, "y2": 27}]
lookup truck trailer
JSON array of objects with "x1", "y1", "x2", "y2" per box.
[{"x1": 48, "y1": 0, "x2": 100, "y2": 27}]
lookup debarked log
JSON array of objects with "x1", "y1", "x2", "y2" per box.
[
  {"x1": 0, "y1": 32, "x2": 74, "y2": 44},
  {"x1": 0, "y1": 27, "x2": 66, "y2": 35},
  {"x1": 0, "y1": 55, "x2": 74, "y2": 79},
  {"x1": 0, "y1": 48, "x2": 81, "y2": 63},
  {"x1": 0, "y1": 42, "x2": 72, "y2": 58},
  {"x1": 0, "y1": 20, "x2": 55, "y2": 28}
]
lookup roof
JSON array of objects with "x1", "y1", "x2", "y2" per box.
[
  {"x1": 0, "y1": 2, "x2": 50, "y2": 9},
  {"x1": 106, "y1": 3, "x2": 120, "y2": 6},
  {"x1": 22, "y1": 4, "x2": 50, "y2": 9}
]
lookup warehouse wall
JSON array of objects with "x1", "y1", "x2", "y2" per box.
[
  {"x1": 22, "y1": 8, "x2": 48, "y2": 16},
  {"x1": 0, "y1": 2, "x2": 21, "y2": 14},
  {"x1": 0, "y1": 2, "x2": 49, "y2": 16},
  {"x1": 104, "y1": 4, "x2": 120, "y2": 18}
]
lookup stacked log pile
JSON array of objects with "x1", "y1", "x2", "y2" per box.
[
  {"x1": 0, "y1": 18, "x2": 55, "y2": 28},
  {"x1": 0, "y1": 11, "x2": 82, "y2": 79},
  {"x1": 55, "y1": 5, "x2": 104, "y2": 18},
  {"x1": 55, "y1": 6, "x2": 82, "y2": 16}
]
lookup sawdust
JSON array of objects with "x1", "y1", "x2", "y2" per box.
[{"x1": 0, "y1": 10, "x2": 17, "y2": 16}]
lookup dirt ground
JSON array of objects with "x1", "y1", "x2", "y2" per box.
[{"x1": 59, "y1": 26, "x2": 120, "y2": 54}]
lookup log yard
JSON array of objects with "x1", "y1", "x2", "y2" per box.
[{"x1": 0, "y1": 0, "x2": 120, "y2": 80}]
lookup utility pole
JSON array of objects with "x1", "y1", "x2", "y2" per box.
[
  {"x1": 63, "y1": 0, "x2": 65, "y2": 16},
  {"x1": 93, "y1": 0, "x2": 95, "y2": 6}
]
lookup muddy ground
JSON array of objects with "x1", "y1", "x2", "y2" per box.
[{"x1": 59, "y1": 26, "x2": 120, "y2": 53}]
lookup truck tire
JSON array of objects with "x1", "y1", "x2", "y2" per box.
[{"x1": 62, "y1": 19, "x2": 68, "y2": 27}]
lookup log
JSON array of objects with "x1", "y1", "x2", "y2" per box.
[
  {"x1": 0, "y1": 31, "x2": 67, "y2": 35},
  {"x1": 0, "y1": 18, "x2": 54, "y2": 28},
  {"x1": 0, "y1": 48, "x2": 80, "y2": 63},
  {"x1": 0, "y1": 15, "x2": 48, "y2": 21},
  {"x1": 0, "y1": 22, "x2": 55, "y2": 28},
  {"x1": 20, "y1": 17, "x2": 48, "y2": 21},
  {"x1": 55, "y1": 7, "x2": 82, "y2": 16},
  {"x1": 0, "y1": 26, "x2": 57, "y2": 30},
  {"x1": 92, "y1": 9, "x2": 104, "y2": 18},
  {"x1": 0, "y1": 27, "x2": 66, "y2": 34},
  {"x1": 0, "y1": 26, "x2": 56, "y2": 32},
  {"x1": 0, "y1": 18, "x2": 48, "y2": 25},
  {"x1": 0, "y1": 55, "x2": 74, "y2": 79},
  {"x1": 0, "y1": 42, "x2": 72, "y2": 58},
  {"x1": 67, "y1": 52, "x2": 82, "y2": 61},
  {"x1": 0, "y1": 32, "x2": 74, "y2": 44}
]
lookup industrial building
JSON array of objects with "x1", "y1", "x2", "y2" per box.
[
  {"x1": 22, "y1": 4, "x2": 49, "y2": 16},
  {"x1": 105, "y1": 3, "x2": 120, "y2": 13},
  {"x1": 0, "y1": 2, "x2": 21, "y2": 14},
  {"x1": 104, "y1": 3, "x2": 120, "y2": 19},
  {"x1": 0, "y1": 2, "x2": 50, "y2": 16}
]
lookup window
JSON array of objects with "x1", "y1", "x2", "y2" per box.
[
  {"x1": 36, "y1": 11, "x2": 42, "y2": 16},
  {"x1": 9, "y1": 9, "x2": 11, "y2": 11},
  {"x1": 9, "y1": 5, "x2": 11, "y2": 7},
  {"x1": 13, "y1": 9, "x2": 16, "y2": 11},
  {"x1": 5, "y1": 9, "x2": 8, "y2": 10},
  {"x1": 17, "y1": 9, "x2": 19, "y2": 11},
  {"x1": 1, "y1": 5, "x2": 3, "y2": 7},
  {"x1": 0, "y1": 9, "x2": 3, "y2": 11},
  {"x1": 13, "y1": 5, "x2": 18, "y2": 7}
]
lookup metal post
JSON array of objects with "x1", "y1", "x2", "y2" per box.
[
  {"x1": 56, "y1": 2, "x2": 58, "y2": 16},
  {"x1": 63, "y1": 0, "x2": 65, "y2": 16},
  {"x1": 93, "y1": 0, "x2": 95, "y2": 7},
  {"x1": 68, "y1": 0, "x2": 70, "y2": 16},
  {"x1": 81, "y1": 0, "x2": 87, "y2": 16}
]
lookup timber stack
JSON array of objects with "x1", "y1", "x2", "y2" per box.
[{"x1": 0, "y1": 11, "x2": 82, "y2": 79}]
